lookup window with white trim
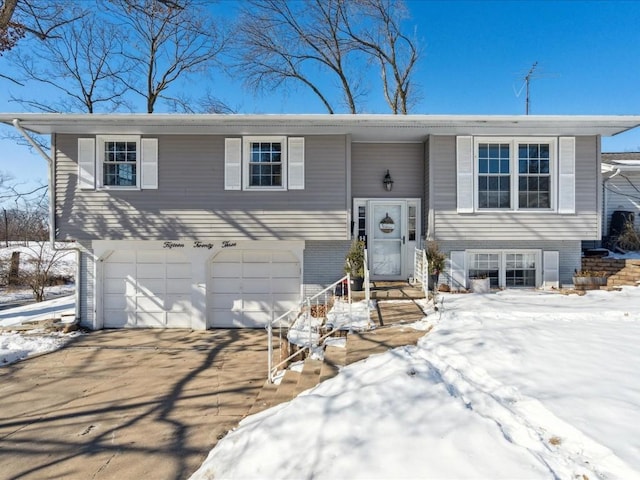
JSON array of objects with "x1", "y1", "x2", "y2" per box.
[
  {"x1": 97, "y1": 135, "x2": 140, "y2": 188},
  {"x1": 243, "y1": 136, "x2": 286, "y2": 190},
  {"x1": 475, "y1": 137, "x2": 556, "y2": 211},
  {"x1": 468, "y1": 250, "x2": 540, "y2": 288}
]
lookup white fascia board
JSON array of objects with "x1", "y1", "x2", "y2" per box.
[{"x1": 2, "y1": 113, "x2": 640, "y2": 140}]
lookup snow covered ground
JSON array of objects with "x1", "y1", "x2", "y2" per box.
[{"x1": 191, "y1": 287, "x2": 640, "y2": 480}]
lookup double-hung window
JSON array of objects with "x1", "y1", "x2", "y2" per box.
[
  {"x1": 243, "y1": 136, "x2": 286, "y2": 190},
  {"x1": 468, "y1": 250, "x2": 540, "y2": 288},
  {"x1": 98, "y1": 135, "x2": 140, "y2": 188},
  {"x1": 475, "y1": 138, "x2": 556, "y2": 211}
]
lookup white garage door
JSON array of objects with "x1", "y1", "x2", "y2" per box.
[
  {"x1": 103, "y1": 250, "x2": 192, "y2": 328},
  {"x1": 209, "y1": 250, "x2": 301, "y2": 328}
]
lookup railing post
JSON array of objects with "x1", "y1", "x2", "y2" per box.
[{"x1": 267, "y1": 322, "x2": 273, "y2": 383}]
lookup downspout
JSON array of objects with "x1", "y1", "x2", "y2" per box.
[{"x1": 12, "y1": 118, "x2": 81, "y2": 325}]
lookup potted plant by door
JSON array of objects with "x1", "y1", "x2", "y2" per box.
[
  {"x1": 344, "y1": 240, "x2": 366, "y2": 291},
  {"x1": 426, "y1": 241, "x2": 446, "y2": 290}
]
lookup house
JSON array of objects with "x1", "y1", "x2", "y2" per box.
[
  {"x1": 2, "y1": 114, "x2": 640, "y2": 330},
  {"x1": 601, "y1": 152, "x2": 640, "y2": 241}
]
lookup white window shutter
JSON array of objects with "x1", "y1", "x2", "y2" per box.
[
  {"x1": 141, "y1": 138, "x2": 158, "y2": 189},
  {"x1": 288, "y1": 137, "x2": 305, "y2": 190},
  {"x1": 78, "y1": 138, "x2": 96, "y2": 190},
  {"x1": 456, "y1": 136, "x2": 474, "y2": 213},
  {"x1": 225, "y1": 138, "x2": 242, "y2": 190},
  {"x1": 543, "y1": 251, "x2": 560, "y2": 289},
  {"x1": 449, "y1": 251, "x2": 467, "y2": 290},
  {"x1": 558, "y1": 137, "x2": 575, "y2": 214}
]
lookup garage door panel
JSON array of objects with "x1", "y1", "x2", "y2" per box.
[
  {"x1": 243, "y1": 251, "x2": 271, "y2": 263},
  {"x1": 137, "y1": 264, "x2": 166, "y2": 278},
  {"x1": 272, "y1": 263, "x2": 300, "y2": 278},
  {"x1": 210, "y1": 294, "x2": 241, "y2": 310},
  {"x1": 210, "y1": 277, "x2": 242, "y2": 293},
  {"x1": 243, "y1": 294, "x2": 273, "y2": 310},
  {"x1": 242, "y1": 278, "x2": 269, "y2": 294},
  {"x1": 103, "y1": 310, "x2": 128, "y2": 328},
  {"x1": 243, "y1": 263, "x2": 273, "y2": 277},
  {"x1": 166, "y1": 312, "x2": 191, "y2": 328},
  {"x1": 104, "y1": 278, "x2": 133, "y2": 295},
  {"x1": 166, "y1": 263, "x2": 191, "y2": 279},
  {"x1": 166, "y1": 279, "x2": 191, "y2": 294},
  {"x1": 136, "y1": 296, "x2": 165, "y2": 313},
  {"x1": 104, "y1": 293, "x2": 127, "y2": 309},
  {"x1": 271, "y1": 251, "x2": 297, "y2": 262},
  {"x1": 136, "y1": 312, "x2": 166, "y2": 328},
  {"x1": 165, "y1": 295, "x2": 191, "y2": 312},
  {"x1": 105, "y1": 263, "x2": 134, "y2": 278},
  {"x1": 273, "y1": 294, "x2": 299, "y2": 308},
  {"x1": 242, "y1": 310, "x2": 273, "y2": 326},
  {"x1": 212, "y1": 262, "x2": 242, "y2": 277}
]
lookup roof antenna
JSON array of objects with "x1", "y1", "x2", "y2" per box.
[{"x1": 523, "y1": 61, "x2": 538, "y2": 115}]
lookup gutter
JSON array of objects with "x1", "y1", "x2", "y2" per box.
[{"x1": 12, "y1": 118, "x2": 82, "y2": 325}]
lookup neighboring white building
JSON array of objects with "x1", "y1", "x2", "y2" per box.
[
  {"x1": 2, "y1": 114, "x2": 640, "y2": 330},
  {"x1": 602, "y1": 152, "x2": 640, "y2": 238}
]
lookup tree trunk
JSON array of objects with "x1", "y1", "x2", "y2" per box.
[{"x1": 8, "y1": 251, "x2": 20, "y2": 285}]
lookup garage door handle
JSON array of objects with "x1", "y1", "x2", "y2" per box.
[{"x1": 402, "y1": 235, "x2": 405, "y2": 245}]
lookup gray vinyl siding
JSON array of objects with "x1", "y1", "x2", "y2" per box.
[
  {"x1": 438, "y1": 239, "x2": 581, "y2": 286},
  {"x1": 78, "y1": 246, "x2": 95, "y2": 329},
  {"x1": 54, "y1": 134, "x2": 349, "y2": 241},
  {"x1": 431, "y1": 135, "x2": 600, "y2": 241},
  {"x1": 424, "y1": 138, "x2": 430, "y2": 240},
  {"x1": 303, "y1": 240, "x2": 352, "y2": 297},
  {"x1": 351, "y1": 143, "x2": 425, "y2": 198}
]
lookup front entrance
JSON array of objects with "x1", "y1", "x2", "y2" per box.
[{"x1": 354, "y1": 198, "x2": 420, "y2": 281}]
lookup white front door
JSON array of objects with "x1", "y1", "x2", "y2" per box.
[{"x1": 369, "y1": 201, "x2": 406, "y2": 280}]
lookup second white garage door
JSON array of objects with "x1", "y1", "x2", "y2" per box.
[{"x1": 209, "y1": 250, "x2": 301, "y2": 328}]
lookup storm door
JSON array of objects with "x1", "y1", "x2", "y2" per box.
[{"x1": 369, "y1": 201, "x2": 406, "y2": 280}]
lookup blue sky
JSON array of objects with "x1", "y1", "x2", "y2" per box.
[{"x1": 2, "y1": 0, "x2": 640, "y2": 193}]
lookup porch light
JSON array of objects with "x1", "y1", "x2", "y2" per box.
[{"x1": 383, "y1": 170, "x2": 394, "y2": 191}]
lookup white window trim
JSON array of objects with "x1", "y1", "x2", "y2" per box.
[
  {"x1": 466, "y1": 249, "x2": 542, "y2": 288},
  {"x1": 473, "y1": 137, "x2": 557, "y2": 213},
  {"x1": 242, "y1": 136, "x2": 287, "y2": 191},
  {"x1": 97, "y1": 135, "x2": 141, "y2": 190}
]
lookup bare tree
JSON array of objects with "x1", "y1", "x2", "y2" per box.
[
  {"x1": 342, "y1": 0, "x2": 419, "y2": 114},
  {"x1": 17, "y1": 242, "x2": 72, "y2": 301},
  {"x1": 106, "y1": 0, "x2": 227, "y2": 113},
  {"x1": 234, "y1": 0, "x2": 419, "y2": 114},
  {"x1": 9, "y1": 12, "x2": 129, "y2": 113},
  {"x1": 235, "y1": 0, "x2": 364, "y2": 114},
  {"x1": 1, "y1": 0, "x2": 84, "y2": 55}
]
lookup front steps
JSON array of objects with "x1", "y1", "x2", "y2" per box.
[{"x1": 246, "y1": 297, "x2": 427, "y2": 417}]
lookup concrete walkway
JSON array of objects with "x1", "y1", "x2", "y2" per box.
[{"x1": 0, "y1": 329, "x2": 268, "y2": 480}]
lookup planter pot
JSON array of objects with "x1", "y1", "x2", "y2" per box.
[
  {"x1": 351, "y1": 277, "x2": 364, "y2": 292},
  {"x1": 573, "y1": 276, "x2": 607, "y2": 291},
  {"x1": 470, "y1": 278, "x2": 490, "y2": 294}
]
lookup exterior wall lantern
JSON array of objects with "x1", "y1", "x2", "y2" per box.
[{"x1": 383, "y1": 170, "x2": 394, "y2": 191}]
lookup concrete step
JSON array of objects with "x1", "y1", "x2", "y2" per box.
[
  {"x1": 272, "y1": 369, "x2": 302, "y2": 402},
  {"x1": 296, "y1": 359, "x2": 323, "y2": 394},
  {"x1": 246, "y1": 379, "x2": 280, "y2": 417}
]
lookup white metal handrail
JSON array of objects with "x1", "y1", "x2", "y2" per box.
[
  {"x1": 267, "y1": 274, "x2": 352, "y2": 383},
  {"x1": 414, "y1": 247, "x2": 429, "y2": 296}
]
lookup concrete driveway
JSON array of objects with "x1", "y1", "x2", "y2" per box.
[{"x1": 0, "y1": 329, "x2": 269, "y2": 480}]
